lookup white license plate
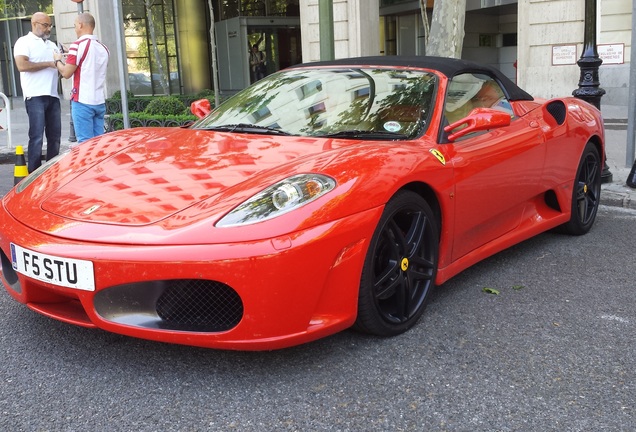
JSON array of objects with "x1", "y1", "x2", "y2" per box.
[{"x1": 10, "y1": 243, "x2": 95, "y2": 291}]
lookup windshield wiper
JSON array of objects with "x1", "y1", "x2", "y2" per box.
[
  {"x1": 199, "y1": 123, "x2": 293, "y2": 136},
  {"x1": 316, "y1": 130, "x2": 410, "y2": 140}
]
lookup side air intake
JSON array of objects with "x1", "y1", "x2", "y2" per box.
[{"x1": 545, "y1": 100, "x2": 567, "y2": 125}]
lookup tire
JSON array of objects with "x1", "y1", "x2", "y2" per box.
[
  {"x1": 559, "y1": 142, "x2": 602, "y2": 235},
  {"x1": 354, "y1": 191, "x2": 439, "y2": 336}
]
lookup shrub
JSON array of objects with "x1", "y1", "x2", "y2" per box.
[
  {"x1": 192, "y1": 89, "x2": 217, "y2": 108},
  {"x1": 144, "y1": 96, "x2": 188, "y2": 116},
  {"x1": 105, "y1": 112, "x2": 198, "y2": 132},
  {"x1": 195, "y1": 89, "x2": 215, "y2": 99},
  {"x1": 110, "y1": 90, "x2": 135, "y2": 100}
]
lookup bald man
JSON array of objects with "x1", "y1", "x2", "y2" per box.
[
  {"x1": 14, "y1": 12, "x2": 61, "y2": 173},
  {"x1": 55, "y1": 13, "x2": 109, "y2": 143}
]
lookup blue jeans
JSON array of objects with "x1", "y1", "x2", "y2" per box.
[
  {"x1": 25, "y1": 96, "x2": 61, "y2": 173},
  {"x1": 71, "y1": 101, "x2": 106, "y2": 143}
]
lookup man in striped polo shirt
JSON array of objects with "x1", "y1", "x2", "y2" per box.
[{"x1": 54, "y1": 12, "x2": 109, "y2": 143}]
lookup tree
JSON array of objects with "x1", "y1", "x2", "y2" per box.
[
  {"x1": 419, "y1": 0, "x2": 430, "y2": 50},
  {"x1": 0, "y1": 0, "x2": 52, "y2": 18},
  {"x1": 206, "y1": 0, "x2": 220, "y2": 107},
  {"x1": 423, "y1": 0, "x2": 466, "y2": 58}
]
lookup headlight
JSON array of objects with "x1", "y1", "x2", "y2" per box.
[{"x1": 216, "y1": 174, "x2": 336, "y2": 227}]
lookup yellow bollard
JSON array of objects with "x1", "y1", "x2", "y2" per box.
[{"x1": 14, "y1": 145, "x2": 28, "y2": 186}]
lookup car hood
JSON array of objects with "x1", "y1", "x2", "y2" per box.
[
  {"x1": 7, "y1": 128, "x2": 344, "y2": 230},
  {"x1": 6, "y1": 128, "x2": 446, "y2": 245}
]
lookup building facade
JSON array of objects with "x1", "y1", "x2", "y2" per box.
[
  {"x1": 0, "y1": 0, "x2": 631, "y2": 106},
  {"x1": 518, "y1": 0, "x2": 632, "y2": 104},
  {"x1": 301, "y1": 0, "x2": 631, "y2": 105}
]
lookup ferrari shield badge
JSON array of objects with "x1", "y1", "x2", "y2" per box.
[{"x1": 429, "y1": 149, "x2": 446, "y2": 166}]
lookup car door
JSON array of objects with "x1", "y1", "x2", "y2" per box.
[{"x1": 442, "y1": 74, "x2": 546, "y2": 261}]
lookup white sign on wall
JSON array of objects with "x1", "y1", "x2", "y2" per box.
[
  {"x1": 552, "y1": 45, "x2": 577, "y2": 65},
  {"x1": 597, "y1": 44, "x2": 624, "y2": 65}
]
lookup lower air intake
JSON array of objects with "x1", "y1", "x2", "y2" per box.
[{"x1": 156, "y1": 279, "x2": 243, "y2": 331}]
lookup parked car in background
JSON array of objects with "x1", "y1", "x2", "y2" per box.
[
  {"x1": 128, "y1": 72, "x2": 152, "y2": 95},
  {"x1": 128, "y1": 72, "x2": 180, "y2": 95}
]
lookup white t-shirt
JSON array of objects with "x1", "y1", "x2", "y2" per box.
[
  {"x1": 66, "y1": 35, "x2": 109, "y2": 105},
  {"x1": 13, "y1": 32, "x2": 59, "y2": 99}
]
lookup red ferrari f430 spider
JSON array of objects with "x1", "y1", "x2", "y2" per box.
[{"x1": 0, "y1": 56, "x2": 604, "y2": 350}]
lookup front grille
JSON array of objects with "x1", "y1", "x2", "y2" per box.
[{"x1": 156, "y1": 279, "x2": 243, "y2": 331}]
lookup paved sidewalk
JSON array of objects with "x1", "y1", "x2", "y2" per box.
[
  {"x1": 0, "y1": 97, "x2": 635, "y2": 209},
  {"x1": 596, "y1": 105, "x2": 635, "y2": 209},
  {"x1": 0, "y1": 97, "x2": 73, "y2": 164}
]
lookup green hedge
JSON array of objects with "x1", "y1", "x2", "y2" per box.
[
  {"x1": 104, "y1": 90, "x2": 227, "y2": 131},
  {"x1": 105, "y1": 91, "x2": 221, "y2": 116},
  {"x1": 143, "y1": 96, "x2": 187, "y2": 115},
  {"x1": 106, "y1": 96, "x2": 202, "y2": 115},
  {"x1": 105, "y1": 112, "x2": 198, "y2": 132}
]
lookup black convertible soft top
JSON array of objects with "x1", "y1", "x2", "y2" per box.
[{"x1": 290, "y1": 55, "x2": 534, "y2": 102}]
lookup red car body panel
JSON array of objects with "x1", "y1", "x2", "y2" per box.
[
  {"x1": 1, "y1": 205, "x2": 380, "y2": 350},
  {"x1": 0, "y1": 58, "x2": 605, "y2": 350}
]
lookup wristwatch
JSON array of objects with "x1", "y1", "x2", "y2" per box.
[{"x1": 54, "y1": 59, "x2": 63, "y2": 66}]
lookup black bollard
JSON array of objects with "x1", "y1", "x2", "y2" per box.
[
  {"x1": 69, "y1": 101, "x2": 77, "y2": 142},
  {"x1": 627, "y1": 159, "x2": 636, "y2": 188},
  {"x1": 572, "y1": 0, "x2": 612, "y2": 184}
]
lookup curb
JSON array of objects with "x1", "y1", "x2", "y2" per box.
[
  {"x1": 0, "y1": 150, "x2": 58, "y2": 166},
  {"x1": 0, "y1": 138, "x2": 74, "y2": 165},
  {"x1": 604, "y1": 119, "x2": 628, "y2": 131},
  {"x1": 600, "y1": 185, "x2": 636, "y2": 210}
]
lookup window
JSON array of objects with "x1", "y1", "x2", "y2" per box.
[
  {"x1": 307, "y1": 102, "x2": 326, "y2": 116},
  {"x1": 123, "y1": 0, "x2": 180, "y2": 95},
  {"x1": 502, "y1": 33, "x2": 518, "y2": 47},
  {"x1": 353, "y1": 87, "x2": 370, "y2": 100},
  {"x1": 215, "y1": 0, "x2": 298, "y2": 20},
  {"x1": 195, "y1": 68, "x2": 436, "y2": 139},
  {"x1": 444, "y1": 73, "x2": 514, "y2": 125},
  {"x1": 297, "y1": 80, "x2": 323, "y2": 100},
  {"x1": 250, "y1": 106, "x2": 272, "y2": 122}
]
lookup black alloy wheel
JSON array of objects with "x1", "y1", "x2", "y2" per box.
[
  {"x1": 559, "y1": 142, "x2": 602, "y2": 235},
  {"x1": 354, "y1": 191, "x2": 439, "y2": 336}
]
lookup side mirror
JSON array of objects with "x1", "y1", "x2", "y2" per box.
[
  {"x1": 444, "y1": 107, "x2": 511, "y2": 141},
  {"x1": 191, "y1": 99, "x2": 211, "y2": 119}
]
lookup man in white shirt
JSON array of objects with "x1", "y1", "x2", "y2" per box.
[
  {"x1": 54, "y1": 12, "x2": 109, "y2": 143},
  {"x1": 13, "y1": 12, "x2": 61, "y2": 173}
]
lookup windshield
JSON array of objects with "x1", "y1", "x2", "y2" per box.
[{"x1": 192, "y1": 67, "x2": 437, "y2": 140}]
